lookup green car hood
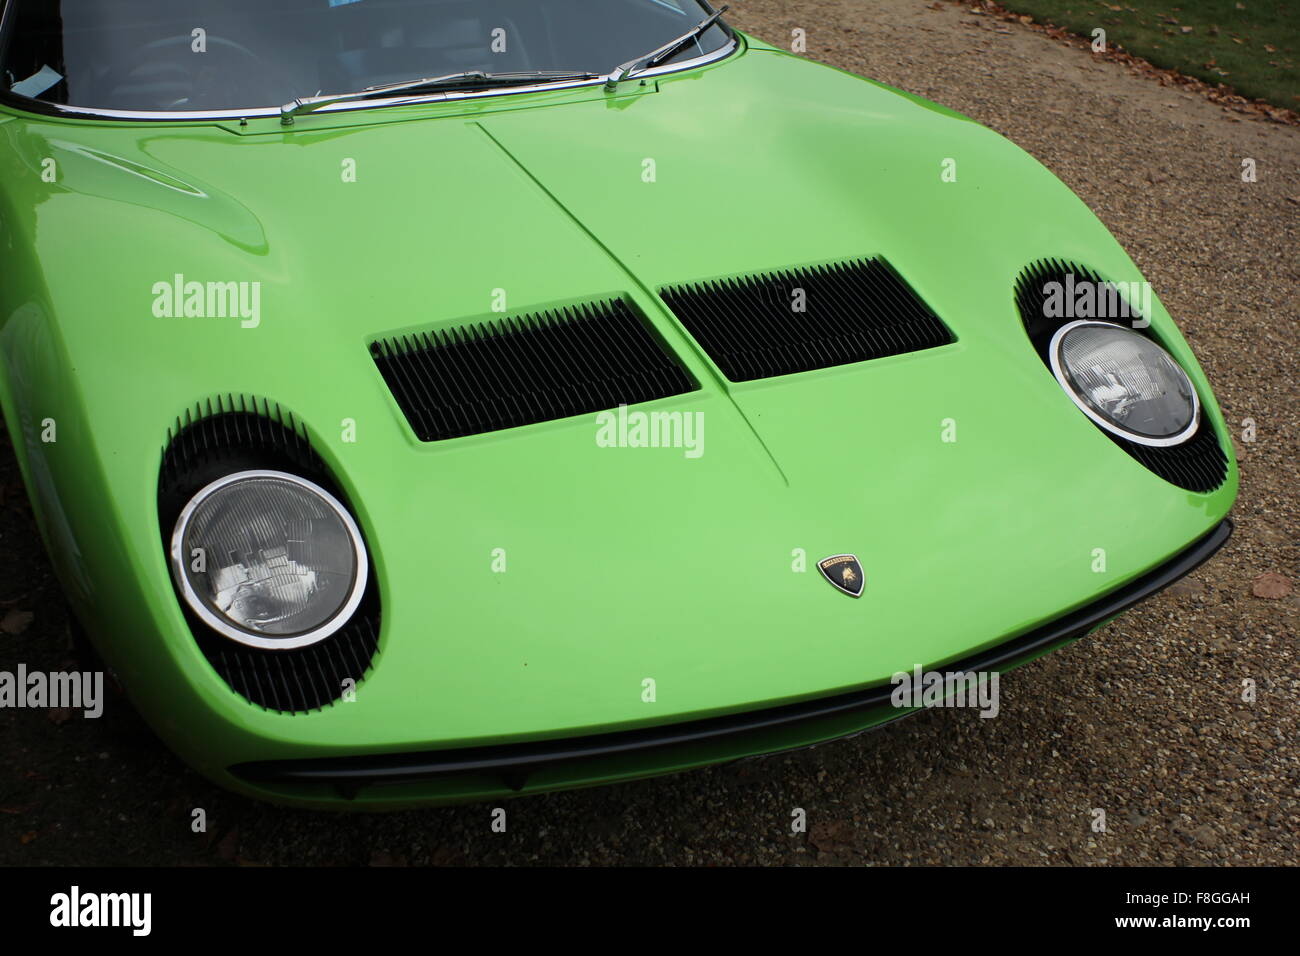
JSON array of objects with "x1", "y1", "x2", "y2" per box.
[{"x1": 0, "y1": 39, "x2": 1236, "y2": 771}]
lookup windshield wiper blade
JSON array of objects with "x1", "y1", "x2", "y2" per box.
[
  {"x1": 280, "y1": 70, "x2": 600, "y2": 125},
  {"x1": 367, "y1": 70, "x2": 602, "y2": 94},
  {"x1": 604, "y1": 4, "x2": 729, "y2": 91}
]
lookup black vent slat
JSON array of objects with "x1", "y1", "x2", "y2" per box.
[
  {"x1": 159, "y1": 399, "x2": 382, "y2": 713},
  {"x1": 372, "y1": 298, "x2": 695, "y2": 442},
  {"x1": 186, "y1": 587, "x2": 380, "y2": 715},
  {"x1": 1013, "y1": 259, "x2": 1106, "y2": 359},
  {"x1": 1118, "y1": 425, "x2": 1229, "y2": 493},
  {"x1": 659, "y1": 257, "x2": 954, "y2": 382},
  {"x1": 1012, "y1": 260, "x2": 1228, "y2": 493}
]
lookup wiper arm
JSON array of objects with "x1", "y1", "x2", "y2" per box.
[
  {"x1": 280, "y1": 70, "x2": 601, "y2": 125},
  {"x1": 605, "y1": 4, "x2": 729, "y2": 91}
]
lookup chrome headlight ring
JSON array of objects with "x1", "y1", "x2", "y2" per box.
[
  {"x1": 169, "y1": 469, "x2": 369, "y2": 650},
  {"x1": 1048, "y1": 320, "x2": 1200, "y2": 448}
]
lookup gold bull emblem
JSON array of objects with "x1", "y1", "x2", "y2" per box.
[{"x1": 817, "y1": 554, "x2": 864, "y2": 598}]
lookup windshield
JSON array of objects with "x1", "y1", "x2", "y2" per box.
[{"x1": 0, "y1": 0, "x2": 732, "y2": 115}]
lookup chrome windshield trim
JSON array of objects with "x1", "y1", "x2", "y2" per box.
[{"x1": 0, "y1": 37, "x2": 738, "y2": 124}]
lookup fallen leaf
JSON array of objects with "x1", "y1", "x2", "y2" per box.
[
  {"x1": 19, "y1": 831, "x2": 37, "y2": 844},
  {"x1": 216, "y1": 827, "x2": 239, "y2": 862},
  {"x1": 1, "y1": 609, "x2": 34, "y2": 635},
  {"x1": 1252, "y1": 573, "x2": 1292, "y2": 599},
  {"x1": 429, "y1": 846, "x2": 464, "y2": 866},
  {"x1": 808, "y1": 820, "x2": 855, "y2": 853},
  {"x1": 1166, "y1": 578, "x2": 1205, "y2": 599}
]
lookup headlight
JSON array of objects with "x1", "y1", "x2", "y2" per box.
[
  {"x1": 1049, "y1": 320, "x2": 1199, "y2": 446},
  {"x1": 169, "y1": 470, "x2": 368, "y2": 650}
]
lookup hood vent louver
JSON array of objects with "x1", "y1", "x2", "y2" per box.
[
  {"x1": 658, "y1": 257, "x2": 954, "y2": 382},
  {"x1": 371, "y1": 298, "x2": 696, "y2": 442},
  {"x1": 1013, "y1": 260, "x2": 1228, "y2": 493}
]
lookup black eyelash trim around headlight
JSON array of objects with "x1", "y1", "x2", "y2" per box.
[
  {"x1": 158, "y1": 396, "x2": 381, "y2": 714},
  {"x1": 1013, "y1": 261, "x2": 1228, "y2": 493},
  {"x1": 1119, "y1": 424, "x2": 1229, "y2": 494},
  {"x1": 202, "y1": 583, "x2": 381, "y2": 715},
  {"x1": 160, "y1": 394, "x2": 318, "y2": 490},
  {"x1": 1013, "y1": 259, "x2": 1109, "y2": 359}
]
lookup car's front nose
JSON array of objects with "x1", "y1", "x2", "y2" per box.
[
  {"x1": 126, "y1": 272, "x2": 1233, "y2": 809},
  {"x1": 0, "y1": 39, "x2": 1237, "y2": 808}
]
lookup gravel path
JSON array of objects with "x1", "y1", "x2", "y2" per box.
[{"x1": 1, "y1": 0, "x2": 1296, "y2": 866}]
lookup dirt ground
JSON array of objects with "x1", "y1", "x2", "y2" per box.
[{"x1": 1, "y1": 0, "x2": 1296, "y2": 865}]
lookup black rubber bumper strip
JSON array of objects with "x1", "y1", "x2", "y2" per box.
[{"x1": 233, "y1": 518, "x2": 1232, "y2": 792}]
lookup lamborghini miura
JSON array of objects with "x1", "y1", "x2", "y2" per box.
[{"x1": 0, "y1": 0, "x2": 1235, "y2": 807}]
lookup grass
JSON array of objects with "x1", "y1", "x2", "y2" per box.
[{"x1": 993, "y1": 0, "x2": 1299, "y2": 110}]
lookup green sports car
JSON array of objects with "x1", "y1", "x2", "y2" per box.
[{"x1": 0, "y1": 0, "x2": 1235, "y2": 808}]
